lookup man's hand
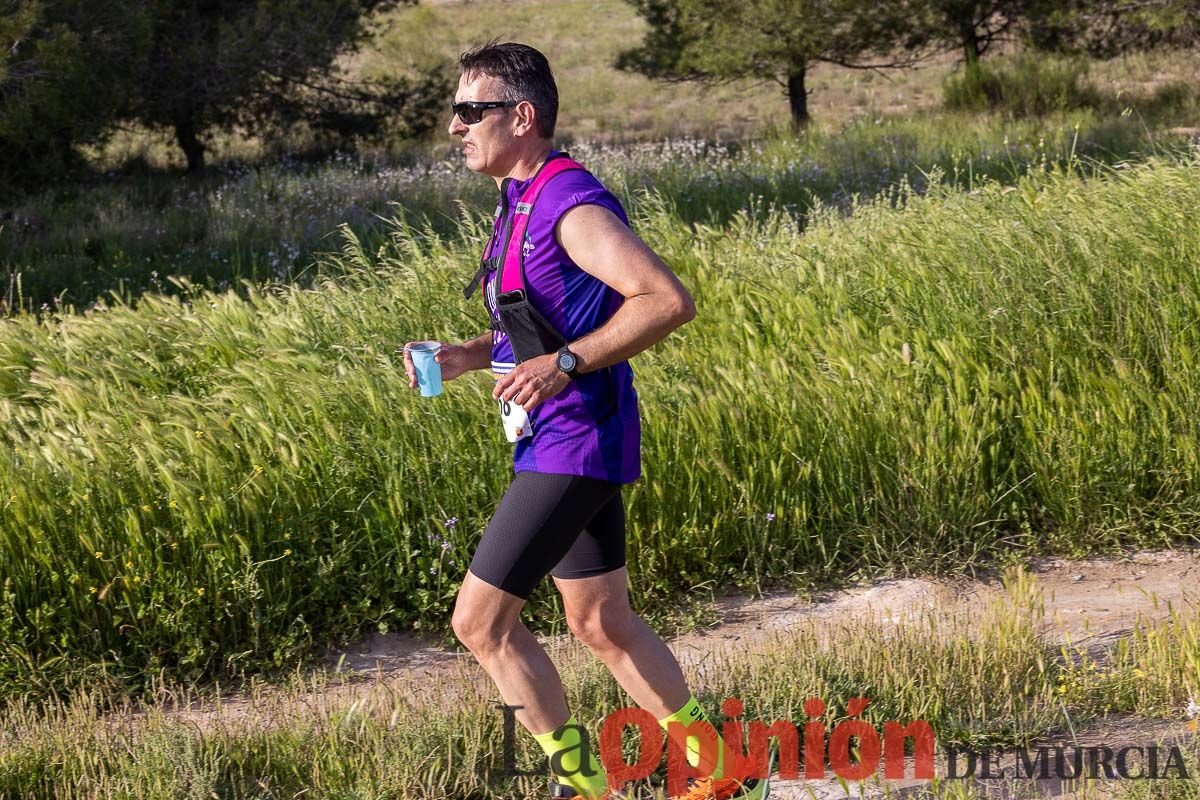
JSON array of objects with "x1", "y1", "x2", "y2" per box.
[
  {"x1": 402, "y1": 341, "x2": 475, "y2": 389},
  {"x1": 492, "y1": 353, "x2": 570, "y2": 410}
]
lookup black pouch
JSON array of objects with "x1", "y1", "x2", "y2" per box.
[{"x1": 496, "y1": 289, "x2": 566, "y2": 364}]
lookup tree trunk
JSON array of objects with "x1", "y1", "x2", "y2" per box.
[
  {"x1": 961, "y1": 21, "x2": 982, "y2": 77},
  {"x1": 786, "y1": 62, "x2": 809, "y2": 129},
  {"x1": 174, "y1": 114, "x2": 205, "y2": 173}
]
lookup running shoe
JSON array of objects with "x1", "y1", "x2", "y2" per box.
[
  {"x1": 668, "y1": 750, "x2": 774, "y2": 800},
  {"x1": 668, "y1": 775, "x2": 768, "y2": 800}
]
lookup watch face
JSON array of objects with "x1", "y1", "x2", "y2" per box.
[{"x1": 557, "y1": 351, "x2": 577, "y2": 373}]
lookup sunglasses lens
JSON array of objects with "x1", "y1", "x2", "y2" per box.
[{"x1": 453, "y1": 104, "x2": 483, "y2": 124}]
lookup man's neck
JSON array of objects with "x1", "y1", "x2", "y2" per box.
[{"x1": 495, "y1": 143, "x2": 555, "y2": 186}]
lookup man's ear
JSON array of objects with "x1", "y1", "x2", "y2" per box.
[{"x1": 514, "y1": 99, "x2": 538, "y2": 136}]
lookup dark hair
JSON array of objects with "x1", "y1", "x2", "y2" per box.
[{"x1": 457, "y1": 41, "x2": 558, "y2": 139}]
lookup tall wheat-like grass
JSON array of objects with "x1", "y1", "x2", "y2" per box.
[
  {"x1": 1, "y1": 112, "x2": 1181, "y2": 313},
  {"x1": 1, "y1": 154, "x2": 1199, "y2": 702}
]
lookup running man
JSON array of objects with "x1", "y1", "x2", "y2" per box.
[{"x1": 404, "y1": 42, "x2": 767, "y2": 800}]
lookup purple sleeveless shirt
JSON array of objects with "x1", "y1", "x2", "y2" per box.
[{"x1": 482, "y1": 157, "x2": 641, "y2": 484}]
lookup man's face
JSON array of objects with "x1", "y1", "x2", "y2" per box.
[{"x1": 449, "y1": 72, "x2": 517, "y2": 178}]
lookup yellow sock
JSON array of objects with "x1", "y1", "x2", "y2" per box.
[
  {"x1": 658, "y1": 695, "x2": 726, "y2": 780},
  {"x1": 531, "y1": 714, "x2": 609, "y2": 798}
]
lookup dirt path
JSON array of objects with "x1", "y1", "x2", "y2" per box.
[
  {"x1": 117, "y1": 549, "x2": 1196, "y2": 797},
  {"x1": 318, "y1": 548, "x2": 1194, "y2": 679}
]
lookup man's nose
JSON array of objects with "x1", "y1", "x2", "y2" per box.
[{"x1": 448, "y1": 113, "x2": 466, "y2": 137}]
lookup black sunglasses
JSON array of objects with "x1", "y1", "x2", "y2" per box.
[{"x1": 451, "y1": 100, "x2": 518, "y2": 125}]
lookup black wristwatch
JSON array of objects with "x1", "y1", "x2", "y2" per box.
[{"x1": 555, "y1": 345, "x2": 581, "y2": 379}]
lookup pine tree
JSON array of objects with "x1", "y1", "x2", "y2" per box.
[{"x1": 617, "y1": 0, "x2": 927, "y2": 127}]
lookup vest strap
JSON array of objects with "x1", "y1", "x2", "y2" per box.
[
  {"x1": 497, "y1": 155, "x2": 587, "y2": 296},
  {"x1": 462, "y1": 256, "x2": 498, "y2": 300},
  {"x1": 471, "y1": 153, "x2": 590, "y2": 363}
]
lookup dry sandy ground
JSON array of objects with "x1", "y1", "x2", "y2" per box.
[
  {"x1": 119, "y1": 549, "x2": 1197, "y2": 798},
  {"x1": 324, "y1": 548, "x2": 1196, "y2": 678}
]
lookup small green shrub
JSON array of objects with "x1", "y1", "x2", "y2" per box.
[{"x1": 944, "y1": 53, "x2": 1101, "y2": 116}]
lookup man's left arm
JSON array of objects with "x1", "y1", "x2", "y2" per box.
[{"x1": 493, "y1": 203, "x2": 696, "y2": 408}]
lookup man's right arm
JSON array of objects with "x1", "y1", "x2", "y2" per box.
[
  {"x1": 403, "y1": 332, "x2": 492, "y2": 389},
  {"x1": 443, "y1": 332, "x2": 494, "y2": 374}
]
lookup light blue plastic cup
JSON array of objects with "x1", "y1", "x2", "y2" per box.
[{"x1": 407, "y1": 342, "x2": 443, "y2": 398}]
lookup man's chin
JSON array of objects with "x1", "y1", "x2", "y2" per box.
[{"x1": 465, "y1": 153, "x2": 500, "y2": 178}]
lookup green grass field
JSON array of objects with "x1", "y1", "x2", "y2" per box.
[
  {"x1": 3, "y1": 151, "x2": 1199, "y2": 705},
  {"x1": 4, "y1": 109, "x2": 1196, "y2": 315},
  {"x1": 0, "y1": 569, "x2": 1195, "y2": 797}
]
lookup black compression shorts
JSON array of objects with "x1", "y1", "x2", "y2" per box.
[{"x1": 468, "y1": 471, "x2": 626, "y2": 599}]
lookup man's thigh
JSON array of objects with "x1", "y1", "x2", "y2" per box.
[
  {"x1": 550, "y1": 488, "x2": 625, "y2": 582},
  {"x1": 468, "y1": 471, "x2": 621, "y2": 600}
]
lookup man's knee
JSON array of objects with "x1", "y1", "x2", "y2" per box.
[
  {"x1": 566, "y1": 604, "x2": 637, "y2": 654},
  {"x1": 452, "y1": 597, "x2": 509, "y2": 655}
]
